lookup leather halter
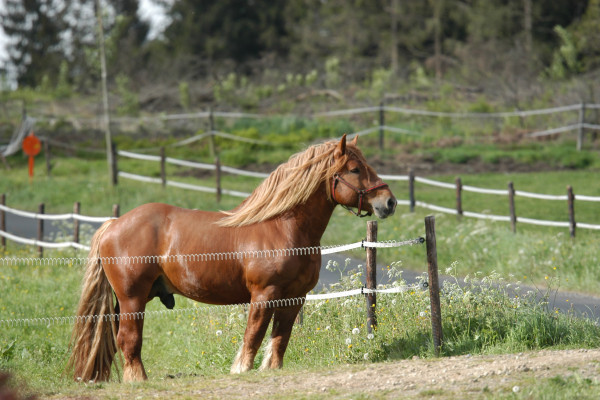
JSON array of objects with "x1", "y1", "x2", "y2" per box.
[{"x1": 331, "y1": 173, "x2": 389, "y2": 217}]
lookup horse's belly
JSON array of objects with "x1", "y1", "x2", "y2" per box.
[{"x1": 161, "y1": 261, "x2": 250, "y2": 305}]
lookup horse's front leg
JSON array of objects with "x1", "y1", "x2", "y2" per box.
[
  {"x1": 260, "y1": 304, "x2": 302, "y2": 371},
  {"x1": 230, "y1": 297, "x2": 275, "y2": 373}
]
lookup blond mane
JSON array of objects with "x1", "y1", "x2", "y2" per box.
[{"x1": 217, "y1": 140, "x2": 364, "y2": 227}]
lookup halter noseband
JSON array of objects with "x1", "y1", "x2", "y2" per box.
[{"x1": 331, "y1": 173, "x2": 389, "y2": 217}]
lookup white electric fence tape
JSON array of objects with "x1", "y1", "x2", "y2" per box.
[
  {"x1": 0, "y1": 238, "x2": 425, "y2": 328},
  {"x1": 0, "y1": 283, "x2": 426, "y2": 328},
  {"x1": 0, "y1": 204, "x2": 113, "y2": 223},
  {"x1": 0, "y1": 237, "x2": 425, "y2": 267}
]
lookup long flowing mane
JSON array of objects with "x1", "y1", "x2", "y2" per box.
[{"x1": 217, "y1": 139, "x2": 361, "y2": 227}]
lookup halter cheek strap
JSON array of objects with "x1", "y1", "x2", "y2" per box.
[{"x1": 331, "y1": 173, "x2": 389, "y2": 217}]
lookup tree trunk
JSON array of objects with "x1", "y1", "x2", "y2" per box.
[{"x1": 390, "y1": 0, "x2": 399, "y2": 75}]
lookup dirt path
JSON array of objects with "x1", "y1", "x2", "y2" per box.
[
  {"x1": 194, "y1": 349, "x2": 600, "y2": 399},
  {"x1": 50, "y1": 348, "x2": 600, "y2": 399}
]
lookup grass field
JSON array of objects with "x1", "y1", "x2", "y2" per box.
[
  {"x1": 1, "y1": 137, "x2": 600, "y2": 397},
  {"x1": 1, "y1": 249, "x2": 599, "y2": 397},
  {"x1": 1, "y1": 153, "x2": 599, "y2": 293}
]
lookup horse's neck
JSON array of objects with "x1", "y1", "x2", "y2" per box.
[{"x1": 286, "y1": 184, "x2": 336, "y2": 245}]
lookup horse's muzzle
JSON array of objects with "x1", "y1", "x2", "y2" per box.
[{"x1": 373, "y1": 196, "x2": 397, "y2": 219}]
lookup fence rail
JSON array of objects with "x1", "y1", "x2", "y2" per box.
[
  {"x1": 314, "y1": 102, "x2": 600, "y2": 150},
  {"x1": 19, "y1": 101, "x2": 600, "y2": 156},
  {"x1": 0, "y1": 195, "x2": 120, "y2": 256},
  {"x1": 114, "y1": 147, "x2": 600, "y2": 236},
  {"x1": 2, "y1": 160, "x2": 598, "y2": 256}
]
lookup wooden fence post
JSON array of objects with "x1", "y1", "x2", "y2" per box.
[
  {"x1": 296, "y1": 306, "x2": 304, "y2": 326},
  {"x1": 73, "y1": 201, "x2": 80, "y2": 244},
  {"x1": 111, "y1": 142, "x2": 118, "y2": 186},
  {"x1": 112, "y1": 204, "x2": 120, "y2": 218},
  {"x1": 577, "y1": 102, "x2": 585, "y2": 151},
  {"x1": 215, "y1": 155, "x2": 222, "y2": 203},
  {"x1": 455, "y1": 177, "x2": 463, "y2": 219},
  {"x1": 425, "y1": 215, "x2": 443, "y2": 356},
  {"x1": 1, "y1": 194, "x2": 6, "y2": 251},
  {"x1": 160, "y1": 147, "x2": 166, "y2": 187},
  {"x1": 508, "y1": 181, "x2": 516, "y2": 233},
  {"x1": 366, "y1": 220, "x2": 377, "y2": 333},
  {"x1": 567, "y1": 185, "x2": 576, "y2": 238},
  {"x1": 378, "y1": 101, "x2": 385, "y2": 151},
  {"x1": 37, "y1": 203, "x2": 44, "y2": 258},
  {"x1": 409, "y1": 169, "x2": 415, "y2": 212},
  {"x1": 209, "y1": 107, "x2": 216, "y2": 158}
]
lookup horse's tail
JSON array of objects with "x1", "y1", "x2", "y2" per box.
[{"x1": 67, "y1": 220, "x2": 119, "y2": 382}]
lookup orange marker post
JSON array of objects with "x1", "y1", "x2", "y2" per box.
[{"x1": 22, "y1": 132, "x2": 41, "y2": 182}]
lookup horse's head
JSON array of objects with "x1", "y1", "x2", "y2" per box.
[{"x1": 329, "y1": 134, "x2": 397, "y2": 219}]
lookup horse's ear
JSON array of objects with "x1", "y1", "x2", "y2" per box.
[
  {"x1": 350, "y1": 135, "x2": 358, "y2": 146},
  {"x1": 334, "y1": 134, "x2": 347, "y2": 158}
]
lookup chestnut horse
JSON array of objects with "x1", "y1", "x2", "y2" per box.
[{"x1": 68, "y1": 135, "x2": 396, "y2": 382}]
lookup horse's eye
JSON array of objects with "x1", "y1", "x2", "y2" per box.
[{"x1": 350, "y1": 168, "x2": 360, "y2": 174}]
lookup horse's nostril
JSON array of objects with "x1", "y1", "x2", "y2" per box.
[{"x1": 387, "y1": 198, "x2": 396, "y2": 210}]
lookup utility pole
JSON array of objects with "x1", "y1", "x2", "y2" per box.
[{"x1": 96, "y1": 0, "x2": 115, "y2": 185}]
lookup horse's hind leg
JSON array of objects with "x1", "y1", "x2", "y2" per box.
[
  {"x1": 231, "y1": 304, "x2": 275, "y2": 373},
  {"x1": 260, "y1": 304, "x2": 302, "y2": 370},
  {"x1": 117, "y1": 298, "x2": 148, "y2": 382}
]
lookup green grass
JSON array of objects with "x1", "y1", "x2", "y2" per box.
[
  {"x1": 0, "y1": 253, "x2": 599, "y2": 397},
  {"x1": 1, "y1": 154, "x2": 599, "y2": 293},
  {"x1": 508, "y1": 375, "x2": 600, "y2": 399},
  {"x1": 2, "y1": 90, "x2": 599, "y2": 398},
  {"x1": 1, "y1": 137, "x2": 600, "y2": 397}
]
